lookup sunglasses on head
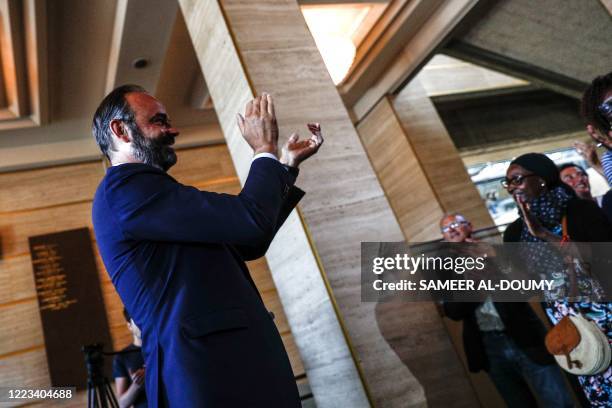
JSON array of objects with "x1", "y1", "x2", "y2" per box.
[
  {"x1": 597, "y1": 98, "x2": 612, "y2": 134},
  {"x1": 599, "y1": 98, "x2": 612, "y2": 117}
]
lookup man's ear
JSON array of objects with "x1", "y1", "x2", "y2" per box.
[{"x1": 110, "y1": 119, "x2": 131, "y2": 143}]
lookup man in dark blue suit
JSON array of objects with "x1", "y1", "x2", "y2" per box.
[{"x1": 91, "y1": 85, "x2": 322, "y2": 407}]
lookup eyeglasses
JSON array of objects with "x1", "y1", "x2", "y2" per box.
[
  {"x1": 441, "y1": 221, "x2": 468, "y2": 233},
  {"x1": 599, "y1": 98, "x2": 612, "y2": 118},
  {"x1": 500, "y1": 174, "x2": 538, "y2": 188}
]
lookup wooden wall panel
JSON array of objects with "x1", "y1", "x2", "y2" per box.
[
  {"x1": 0, "y1": 254, "x2": 35, "y2": 304},
  {"x1": 0, "y1": 301, "x2": 43, "y2": 356},
  {"x1": 0, "y1": 202, "x2": 94, "y2": 256},
  {"x1": 261, "y1": 289, "x2": 289, "y2": 335},
  {"x1": 0, "y1": 348, "x2": 49, "y2": 387},
  {"x1": 0, "y1": 162, "x2": 103, "y2": 213},
  {"x1": 247, "y1": 258, "x2": 277, "y2": 293},
  {"x1": 281, "y1": 331, "x2": 304, "y2": 376}
]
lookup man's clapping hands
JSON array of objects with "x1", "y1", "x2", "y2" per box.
[
  {"x1": 281, "y1": 123, "x2": 323, "y2": 168},
  {"x1": 237, "y1": 94, "x2": 323, "y2": 168}
]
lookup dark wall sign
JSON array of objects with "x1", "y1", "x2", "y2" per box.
[{"x1": 29, "y1": 227, "x2": 112, "y2": 389}]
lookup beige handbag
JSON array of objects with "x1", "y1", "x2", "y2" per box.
[{"x1": 545, "y1": 314, "x2": 611, "y2": 375}]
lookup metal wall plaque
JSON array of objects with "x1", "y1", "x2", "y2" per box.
[{"x1": 29, "y1": 227, "x2": 112, "y2": 389}]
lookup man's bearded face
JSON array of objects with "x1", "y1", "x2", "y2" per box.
[{"x1": 129, "y1": 121, "x2": 177, "y2": 171}]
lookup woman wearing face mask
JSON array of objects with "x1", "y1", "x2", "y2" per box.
[{"x1": 502, "y1": 152, "x2": 612, "y2": 407}]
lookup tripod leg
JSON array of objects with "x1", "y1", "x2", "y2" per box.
[
  {"x1": 97, "y1": 384, "x2": 109, "y2": 408},
  {"x1": 104, "y1": 380, "x2": 119, "y2": 408},
  {"x1": 88, "y1": 385, "x2": 93, "y2": 408},
  {"x1": 89, "y1": 384, "x2": 99, "y2": 408}
]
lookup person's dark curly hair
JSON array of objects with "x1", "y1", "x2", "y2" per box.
[
  {"x1": 558, "y1": 162, "x2": 587, "y2": 174},
  {"x1": 581, "y1": 72, "x2": 612, "y2": 134}
]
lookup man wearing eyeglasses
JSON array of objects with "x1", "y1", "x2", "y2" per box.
[
  {"x1": 440, "y1": 214, "x2": 573, "y2": 408},
  {"x1": 582, "y1": 72, "x2": 612, "y2": 221},
  {"x1": 439, "y1": 214, "x2": 475, "y2": 243}
]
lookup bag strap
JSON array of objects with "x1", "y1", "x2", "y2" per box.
[
  {"x1": 565, "y1": 353, "x2": 583, "y2": 370},
  {"x1": 561, "y1": 215, "x2": 570, "y2": 243}
]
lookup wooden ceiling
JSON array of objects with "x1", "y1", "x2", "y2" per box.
[
  {"x1": 0, "y1": 0, "x2": 610, "y2": 172},
  {"x1": 0, "y1": 0, "x2": 48, "y2": 130}
]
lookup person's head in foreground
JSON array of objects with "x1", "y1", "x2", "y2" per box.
[
  {"x1": 440, "y1": 213, "x2": 473, "y2": 242},
  {"x1": 123, "y1": 308, "x2": 142, "y2": 346},
  {"x1": 92, "y1": 84, "x2": 180, "y2": 171},
  {"x1": 559, "y1": 163, "x2": 593, "y2": 200},
  {"x1": 582, "y1": 72, "x2": 612, "y2": 149}
]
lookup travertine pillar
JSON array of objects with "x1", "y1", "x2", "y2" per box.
[
  {"x1": 358, "y1": 79, "x2": 501, "y2": 407},
  {"x1": 359, "y1": 79, "x2": 493, "y2": 241}
]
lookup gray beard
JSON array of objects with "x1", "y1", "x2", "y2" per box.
[{"x1": 130, "y1": 124, "x2": 177, "y2": 171}]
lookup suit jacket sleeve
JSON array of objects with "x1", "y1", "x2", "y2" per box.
[
  {"x1": 107, "y1": 158, "x2": 294, "y2": 246},
  {"x1": 233, "y1": 185, "x2": 305, "y2": 261}
]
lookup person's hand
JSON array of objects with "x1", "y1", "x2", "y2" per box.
[
  {"x1": 574, "y1": 140, "x2": 600, "y2": 166},
  {"x1": 514, "y1": 194, "x2": 559, "y2": 241},
  {"x1": 129, "y1": 368, "x2": 145, "y2": 388},
  {"x1": 574, "y1": 139, "x2": 604, "y2": 176},
  {"x1": 586, "y1": 124, "x2": 612, "y2": 150},
  {"x1": 515, "y1": 194, "x2": 540, "y2": 236},
  {"x1": 280, "y1": 123, "x2": 324, "y2": 168},
  {"x1": 237, "y1": 93, "x2": 278, "y2": 156}
]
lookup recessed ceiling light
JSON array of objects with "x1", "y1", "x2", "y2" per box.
[{"x1": 132, "y1": 58, "x2": 148, "y2": 69}]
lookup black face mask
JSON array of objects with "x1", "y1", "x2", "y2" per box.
[{"x1": 129, "y1": 122, "x2": 177, "y2": 171}]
